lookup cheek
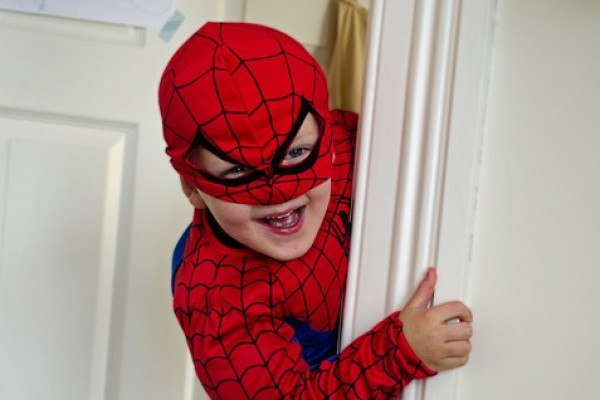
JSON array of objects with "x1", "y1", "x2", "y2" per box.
[
  {"x1": 308, "y1": 180, "x2": 332, "y2": 206},
  {"x1": 205, "y1": 198, "x2": 253, "y2": 228}
]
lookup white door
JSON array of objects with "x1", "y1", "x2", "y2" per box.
[
  {"x1": 0, "y1": 3, "x2": 209, "y2": 399},
  {"x1": 0, "y1": 2, "x2": 339, "y2": 399}
]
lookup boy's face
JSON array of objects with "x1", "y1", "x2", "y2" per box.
[{"x1": 190, "y1": 114, "x2": 331, "y2": 260}]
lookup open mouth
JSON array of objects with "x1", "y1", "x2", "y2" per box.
[{"x1": 260, "y1": 206, "x2": 305, "y2": 231}]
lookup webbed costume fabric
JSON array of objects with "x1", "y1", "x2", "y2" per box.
[
  {"x1": 160, "y1": 22, "x2": 434, "y2": 399},
  {"x1": 159, "y1": 21, "x2": 332, "y2": 205}
]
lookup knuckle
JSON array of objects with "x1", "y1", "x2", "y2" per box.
[
  {"x1": 444, "y1": 300, "x2": 462, "y2": 311},
  {"x1": 466, "y1": 308, "x2": 474, "y2": 322},
  {"x1": 451, "y1": 300, "x2": 464, "y2": 308}
]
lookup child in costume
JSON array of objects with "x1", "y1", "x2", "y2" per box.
[{"x1": 159, "y1": 22, "x2": 472, "y2": 400}]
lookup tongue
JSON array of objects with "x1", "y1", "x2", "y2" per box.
[{"x1": 266, "y1": 210, "x2": 299, "y2": 229}]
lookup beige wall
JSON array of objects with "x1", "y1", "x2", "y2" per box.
[{"x1": 462, "y1": 0, "x2": 600, "y2": 398}]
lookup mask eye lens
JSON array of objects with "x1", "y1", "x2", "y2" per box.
[
  {"x1": 281, "y1": 145, "x2": 314, "y2": 167},
  {"x1": 279, "y1": 112, "x2": 320, "y2": 168},
  {"x1": 185, "y1": 146, "x2": 203, "y2": 169},
  {"x1": 186, "y1": 146, "x2": 253, "y2": 179},
  {"x1": 219, "y1": 164, "x2": 253, "y2": 179}
]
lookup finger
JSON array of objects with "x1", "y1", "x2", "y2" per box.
[
  {"x1": 405, "y1": 268, "x2": 437, "y2": 309},
  {"x1": 438, "y1": 355, "x2": 470, "y2": 371},
  {"x1": 432, "y1": 301, "x2": 473, "y2": 324},
  {"x1": 443, "y1": 340, "x2": 472, "y2": 358},
  {"x1": 444, "y1": 322, "x2": 473, "y2": 341}
]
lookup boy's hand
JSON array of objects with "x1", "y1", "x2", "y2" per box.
[{"x1": 399, "y1": 268, "x2": 473, "y2": 372}]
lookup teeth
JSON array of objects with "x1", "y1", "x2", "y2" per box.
[
  {"x1": 266, "y1": 210, "x2": 294, "y2": 220},
  {"x1": 263, "y1": 208, "x2": 300, "y2": 228}
]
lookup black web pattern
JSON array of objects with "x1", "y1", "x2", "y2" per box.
[{"x1": 161, "y1": 23, "x2": 332, "y2": 205}]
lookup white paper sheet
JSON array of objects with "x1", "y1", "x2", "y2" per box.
[{"x1": 0, "y1": 0, "x2": 174, "y2": 28}]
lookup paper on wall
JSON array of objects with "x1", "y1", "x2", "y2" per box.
[{"x1": 0, "y1": 0, "x2": 174, "y2": 28}]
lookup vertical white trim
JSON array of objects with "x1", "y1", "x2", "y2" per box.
[
  {"x1": 387, "y1": 0, "x2": 441, "y2": 315},
  {"x1": 342, "y1": 0, "x2": 418, "y2": 348},
  {"x1": 394, "y1": 1, "x2": 463, "y2": 399},
  {"x1": 89, "y1": 136, "x2": 127, "y2": 400},
  {"x1": 183, "y1": 357, "x2": 198, "y2": 400},
  {"x1": 423, "y1": 0, "x2": 497, "y2": 399},
  {"x1": 342, "y1": 1, "x2": 496, "y2": 400},
  {"x1": 217, "y1": 0, "x2": 247, "y2": 21},
  {"x1": 340, "y1": 0, "x2": 385, "y2": 350}
]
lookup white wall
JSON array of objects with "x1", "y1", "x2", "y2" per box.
[{"x1": 461, "y1": 0, "x2": 600, "y2": 399}]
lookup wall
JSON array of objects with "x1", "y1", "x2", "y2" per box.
[{"x1": 461, "y1": 0, "x2": 600, "y2": 399}]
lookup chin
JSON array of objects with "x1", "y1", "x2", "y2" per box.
[{"x1": 266, "y1": 242, "x2": 312, "y2": 261}]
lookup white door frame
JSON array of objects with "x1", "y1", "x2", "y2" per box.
[{"x1": 341, "y1": 0, "x2": 497, "y2": 399}]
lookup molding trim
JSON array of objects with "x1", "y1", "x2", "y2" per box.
[
  {"x1": 341, "y1": 1, "x2": 497, "y2": 399},
  {"x1": 0, "y1": 10, "x2": 146, "y2": 46}
]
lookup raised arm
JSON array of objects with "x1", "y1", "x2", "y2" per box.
[{"x1": 173, "y1": 257, "x2": 435, "y2": 400}]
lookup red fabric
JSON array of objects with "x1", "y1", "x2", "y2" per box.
[
  {"x1": 159, "y1": 22, "x2": 332, "y2": 205},
  {"x1": 172, "y1": 111, "x2": 435, "y2": 399}
]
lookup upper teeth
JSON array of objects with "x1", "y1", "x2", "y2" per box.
[{"x1": 266, "y1": 210, "x2": 294, "y2": 220}]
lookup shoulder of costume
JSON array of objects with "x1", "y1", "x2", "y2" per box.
[
  {"x1": 329, "y1": 109, "x2": 359, "y2": 133},
  {"x1": 329, "y1": 109, "x2": 357, "y2": 169}
]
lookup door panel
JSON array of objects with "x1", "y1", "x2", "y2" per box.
[{"x1": 0, "y1": 113, "x2": 132, "y2": 400}]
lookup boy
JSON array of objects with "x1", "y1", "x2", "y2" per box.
[{"x1": 159, "y1": 22, "x2": 472, "y2": 399}]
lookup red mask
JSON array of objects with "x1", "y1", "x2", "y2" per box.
[{"x1": 159, "y1": 22, "x2": 332, "y2": 205}]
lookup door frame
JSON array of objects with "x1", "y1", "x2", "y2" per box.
[{"x1": 341, "y1": 0, "x2": 497, "y2": 398}]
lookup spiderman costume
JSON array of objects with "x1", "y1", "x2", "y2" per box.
[{"x1": 159, "y1": 22, "x2": 435, "y2": 399}]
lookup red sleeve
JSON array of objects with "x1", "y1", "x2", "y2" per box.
[{"x1": 174, "y1": 249, "x2": 435, "y2": 400}]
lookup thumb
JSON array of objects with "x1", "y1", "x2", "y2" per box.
[{"x1": 405, "y1": 267, "x2": 437, "y2": 309}]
